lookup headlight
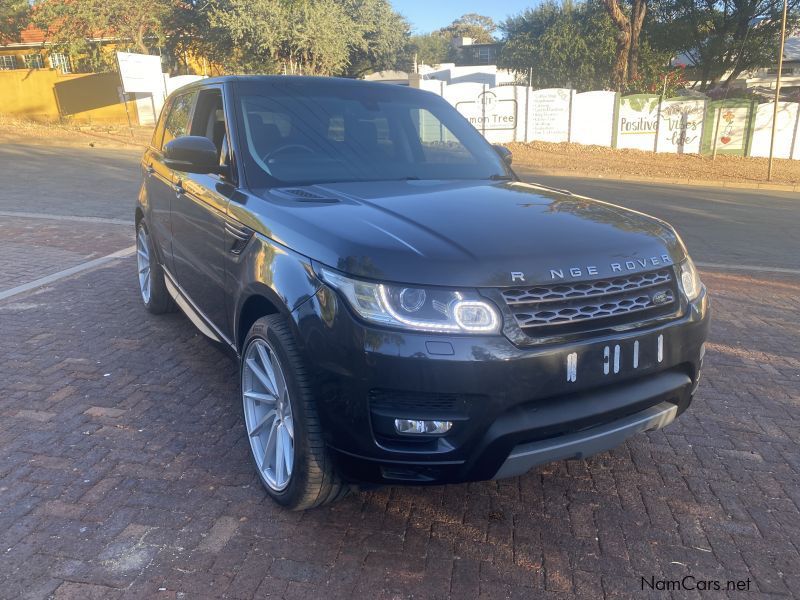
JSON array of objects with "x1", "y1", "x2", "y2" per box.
[
  {"x1": 319, "y1": 268, "x2": 501, "y2": 334},
  {"x1": 679, "y1": 257, "x2": 702, "y2": 301}
]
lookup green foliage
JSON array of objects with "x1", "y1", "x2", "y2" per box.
[
  {"x1": 0, "y1": 0, "x2": 29, "y2": 42},
  {"x1": 500, "y1": 1, "x2": 673, "y2": 92},
  {"x1": 499, "y1": 2, "x2": 616, "y2": 90},
  {"x1": 626, "y1": 50, "x2": 688, "y2": 95},
  {"x1": 206, "y1": 0, "x2": 408, "y2": 76},
  {"x1": 340, "y1": 0, "x2": 410, "y2": 77},
  {"x1": 436, "y1": 13, "x2": 497, "y2": 43},
  {"x1": 408, "y1": 34, "x2": 450, "y2": 66},
  {"x1": 648, "y1": 0, "x2": 800, "y2": 88},
  {"x1": 33, "y1": 0, "x2": 170, "y2": 71}
]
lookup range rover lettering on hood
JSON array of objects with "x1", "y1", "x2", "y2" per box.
[{"x1": 511, "y1": 254, "x2": 673, "y2": 283}]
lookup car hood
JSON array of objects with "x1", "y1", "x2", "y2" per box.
[{"x1": 248, "y1": 180, "x2": 684, "y2": 288}]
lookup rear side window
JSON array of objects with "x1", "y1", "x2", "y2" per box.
[{"x1": 161, "y1": 91, "x2": 197, "y2": 149}]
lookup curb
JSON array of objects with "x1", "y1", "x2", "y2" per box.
[{"x1": 515, "y1": 168, "x2": 800, "y2": 193}]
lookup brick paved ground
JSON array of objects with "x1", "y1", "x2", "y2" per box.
[
  {"x1": 0, "y1": 249, "x2": 798, "y2": 599},
  {"x1": 0, "y1": 142, "x2": 798, "y2": 598},
  {"x1": 0, "y1": 217, "x2": 132, "y2": 289}
]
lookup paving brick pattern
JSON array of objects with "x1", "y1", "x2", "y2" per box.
[
  {"x1": 0, "y1": 217, "x2": 133, "y2": 290},
  {"x1": 0, "y1": 260, "x2": 798, "y2": 599}
]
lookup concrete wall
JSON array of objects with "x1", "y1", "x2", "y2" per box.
[{"x1": 0, "y1": 69, "x2": 138, "y2": 124}]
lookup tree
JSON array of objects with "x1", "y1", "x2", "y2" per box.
[
  {"x1": 649, "y1": 0, "x2": 800, "y2": 89},
  {"x1": 437, "y1": 13, "x2": 497, "y2": 43},
  {"x1": 600, "y1": 0, "x2": 648, "y2": 89},
  {"x1": 340, "y1": 0, "x2": 410, "y2": 77},
  {"x1": 408, "y1": 33, "x2": 450, "y2": 66},
  {"x1": 206, "y1": 0, "x2": 409, "y2": 76},
  {"x1": 0, "y1": 0, "x2": 29, "y2": 42},
  {"x1": 500, "y1": 1, "x2": 670, "y2": 91},
  {"x1": 33, "y1": 0, "x2": 170, "y2": 71}
]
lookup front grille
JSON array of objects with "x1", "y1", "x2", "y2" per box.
[{"x1": 502, "y1": 268, "x2": 678, "y2": 336}]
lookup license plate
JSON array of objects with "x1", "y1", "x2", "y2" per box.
[{"x1": 566, "y1": 334, "x2": 665, "y2": 383}]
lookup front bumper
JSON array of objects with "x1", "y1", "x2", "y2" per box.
[{"x1": 292, "y1": 286, "x2": 709, "y2": 485}]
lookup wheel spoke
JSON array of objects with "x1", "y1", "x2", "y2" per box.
[
  {"x1": 244, "y1": 390, "x2": 276, "y2": 406},
  {"x1": 283, "y1": 414, "x2": 294, "y2": 439},
  {"x1": 248, "y1": 409, "x2": 276, "y2": 437},
  {"x1": 280, "y1": 424, "x2": 293, "y2": 476},
  {"x1": 246, "y1": 358, "x2": 278, "y2": 396},
  {"x1": 255, "y1": 344, "x2": 280, "y2": 394},
  {"x1": 275, "y1": 423, "x2": 285, "y2": 484},
  {"x1": 262, "y1": 420, "x2": 278, "y2": 471},
  {"x1": 273, "y1": 361, "x2": 289, "y2": 404}
]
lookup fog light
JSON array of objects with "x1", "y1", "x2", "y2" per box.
[{"x1": 394, "y1": 419, "x2": 453, "y2": 435}]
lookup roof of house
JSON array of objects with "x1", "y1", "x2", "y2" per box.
[{"x1": 0, "y1": 25, "x2": 45, "y2": 47}]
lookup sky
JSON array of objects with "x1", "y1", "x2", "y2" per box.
[{"x1": 391, "y1": 0, "x2": 534, "y2": 34}]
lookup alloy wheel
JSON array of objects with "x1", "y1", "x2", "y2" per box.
[
  {"x1": 242, "y1": 338, "x2": 295, "y2": 492},
  {"x1": 136, "y1": 226, "x2": 152, "y2": 304}
]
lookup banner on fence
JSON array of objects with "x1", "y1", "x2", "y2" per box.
[
  {"x1": 701, "y1": 100, "x2": 756, "y2": 156},
  {"x1": 414, "y1": 77, "x2": 799, "y2": 160},
  {"x1": 656, "y1": 98, "x2": 705, "y2": 154},
  {"x1": 615, "y1": 94, "x2": 660, "y2": 151},
  {"x1": 570, "y1": 91, "x2": 617, "y2": 147},
  {"x1": 528, "y1": 88, "x2": 573, "y2": 143},
  {"x1": 750, "y1": 102, "x2": 799, "y2": 159}
]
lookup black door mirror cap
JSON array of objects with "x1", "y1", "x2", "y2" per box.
[
  {"x1": 493, "y1": 144, "x2": 513, "y2": 166},
  {"x1": 164, "y1": 136, "x2": 221, "y2": 174}
]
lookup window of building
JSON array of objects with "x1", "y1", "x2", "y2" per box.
[
  {"x1": 23, "y1": 54, "x2": 44, "y2": 69},
  {"x1": 49, "y1": 53, "x2": 71, "y2": 74},
  {"x1": 0, "y1": 55, "x2": 17, "y2": 70},
  {"x1": 767, "y1": 67, "x2": 795, "y2": 75}
]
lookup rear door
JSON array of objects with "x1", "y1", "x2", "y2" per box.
[
  {"x1": 170, "y1": 86, "x2": 235, "y2": 341},
  {"x1": 143, "y1": 90, "x2": 197, "y2": 275}
]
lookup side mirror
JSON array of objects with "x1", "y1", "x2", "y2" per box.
[
  {"x1": 164, "y1": 136, "x2": 220, "y2": 174},
  {"x1": 493, "y1": 144, "x2": 513, "y2": 166}
]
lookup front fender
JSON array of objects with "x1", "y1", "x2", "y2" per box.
[{"x1": 230, "y1": 232, "x2": 321, "y2": 348}]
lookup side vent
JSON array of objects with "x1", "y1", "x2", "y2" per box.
[
  {"x1": 224, "y1": 221, "x2": 254, "y2": 255},
  {"x1": 274, "y1": 188, "x2": 340, "y2": 204}
]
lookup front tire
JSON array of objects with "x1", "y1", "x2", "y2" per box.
[
  {"x1": 136, "y1": 221, "x2": 174, "y2": 314},
  {"x1": 241, "y1": 315, "x2": 348, "y2": 510}
]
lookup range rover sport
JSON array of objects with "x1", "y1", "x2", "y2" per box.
[{"x1": 135, "y1": 76, "x2": 710, "y2": 510}]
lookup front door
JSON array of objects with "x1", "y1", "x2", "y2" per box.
[
  {"x1": 145, "y1": 89, "x2": 197, "y2": 275},
  {"x1": 170, "y1": 87, "x2": 234, "y2": 342}
]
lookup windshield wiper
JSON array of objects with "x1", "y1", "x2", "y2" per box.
[{"x1": 488, "y1": 174, "x2": 513, "y2": 181}]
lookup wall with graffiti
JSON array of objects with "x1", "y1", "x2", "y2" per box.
[{"x1": 416, "y1": 79, "x2": 799, "y2": 159}]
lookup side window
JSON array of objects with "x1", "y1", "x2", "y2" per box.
[
  {"x1": 151, "y1": 99, "x2": 170, "y2": 150},
  {"x1": 189, "y1": 89, "x2": 228, "y2": 165},
  {"x1": 161, "y1": 91, "x2": 197, "y2": 150}
]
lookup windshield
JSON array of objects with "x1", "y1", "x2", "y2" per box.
[{"x1": 235, "y1": 80, "x2": 509, "y2": 186}]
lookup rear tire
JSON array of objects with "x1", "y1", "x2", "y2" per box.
[
  {"x1": 136, "y1": 221, "x2": 175, "y2": 315},
  {"x1": 241, "y1": 315, "x2": 348, "y2": 510}
]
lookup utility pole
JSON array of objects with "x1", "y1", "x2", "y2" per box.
[{"x1": 767, "y1": 0, "x2": 789, "y2": 181}]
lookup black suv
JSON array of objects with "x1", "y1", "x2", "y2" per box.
[{"x1": 136, "y1": 76, "x2": 709, "y2": 510}]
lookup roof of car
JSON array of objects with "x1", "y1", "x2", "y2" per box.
[{"x1": 187, "y1": 75, "x2": 408, "y2": 90}]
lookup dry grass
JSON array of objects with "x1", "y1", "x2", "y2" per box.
[
  {"x1": 0, "y1": 114, "x2": 153, "y2": 148},
  {"x1": 508, "y1": 140, "x2": 800, "y2": 186}
]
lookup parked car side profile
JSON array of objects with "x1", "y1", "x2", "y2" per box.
[{"x1": 135, "y1": 76, "x2": 709, "y2": 510}]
